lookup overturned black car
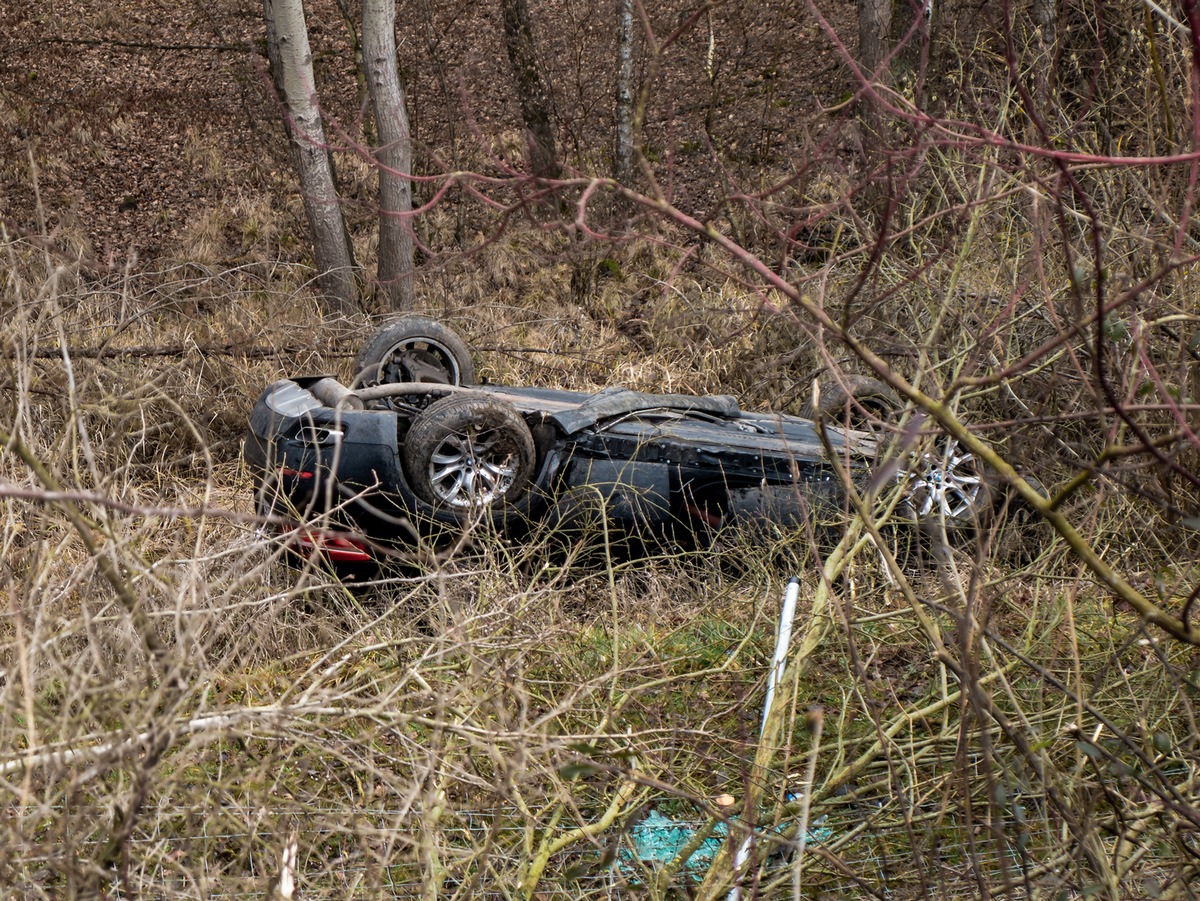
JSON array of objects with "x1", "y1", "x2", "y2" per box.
[{"x1": 243, "y1": 317, "x2": 995, "y2": 568}]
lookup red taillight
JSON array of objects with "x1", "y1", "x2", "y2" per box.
[
  {"x1": 685, "y1": 503, "x2": 723, "y2": 528},
  {"x1": 293, "y1": 529, "x2": 373, "y2": 563},
  {"x1": 279, "y1": 467, "x2": 314, "y2": 480}
]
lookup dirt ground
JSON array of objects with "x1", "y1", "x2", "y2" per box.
[{"x1": 0, "y1": 0, "x2": 861, "y2": 268}]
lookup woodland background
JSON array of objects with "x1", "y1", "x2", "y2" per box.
[{"x1": 3, "y1": 1, "x2": 1200, "y2": 898}]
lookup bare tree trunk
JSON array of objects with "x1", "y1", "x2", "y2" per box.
[
  {"x1": 858, "y1": 0, "x2": 892, "y2": 79},
  {"x1": 1032, "y1": 0, "x2": 1057, "y2": 39},
  {"x1": 890, "y1": 0, "x2": 936, "y2": 86},
  {"x1": 614, "y1": 0, "x2": 635, "y2": 187},
  {"x1": 1031, "y1": 0, "x2": 1058, "y2": 109},
  {"x1": 264, "y1": 0, "x2": 359, "y2": 313},
  {"x1": 362, "y1": 0, "x2": 414, "y2": 310},
  {"x1": 857, "y1": 0, "x2": 893, "y2": 147},
  {"x1": 499, "y1": 0, "x2": 559, "y2": 178}
]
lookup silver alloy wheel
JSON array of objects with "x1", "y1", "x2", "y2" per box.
[
  {"x1": 427, "y1": 427, "x2": 518, "y2": 508},
  {"x1": 903, "y1": 439, "x2": 983, "y2": 521}
]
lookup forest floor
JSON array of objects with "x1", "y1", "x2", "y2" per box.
[{"x1": 0, "y1": 0, "x2": 864, "y2": 267}]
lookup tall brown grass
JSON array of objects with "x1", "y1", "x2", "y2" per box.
[{"x1": 4, "y1": 2, "x2": 1200, "y2": 896}]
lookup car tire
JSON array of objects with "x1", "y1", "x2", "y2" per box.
[
  {"x1": 352, "y1": 316, "x2": 476, "y2": 388},
  {"x1": 801, "y1": 375, "x2": 900, "y2": 432},
  {"x1": 403, "y1": 393, "x2": 536, "y2": 509},
  {"x1": 989, "y1": 474, "x2": 1052, "y2": 562}
]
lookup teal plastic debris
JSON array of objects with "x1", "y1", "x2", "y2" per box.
[
  {"x1": 619, "y1": 809, "x2": 835, "y2": 877},
  {"x1": 622, "y1": 809, "x2": 729, "y2": 873}
]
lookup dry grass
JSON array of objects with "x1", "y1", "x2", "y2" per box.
[
  {"x1": 3, "y1": 6, "x2": 1200, "y2": 897},
  {"x1": 3, "y1": 209, "x2": 1200, "y2": 898}
]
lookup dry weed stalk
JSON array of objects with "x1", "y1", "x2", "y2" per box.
[{"x1": 4, "y1": 4, "x2": 1200, "y2": 896}]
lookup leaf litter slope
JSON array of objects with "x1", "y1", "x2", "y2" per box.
[{"x1": 0, "y1": 0, "x2": 857, "y2": 266}]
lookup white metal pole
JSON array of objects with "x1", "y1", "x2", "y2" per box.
[
  {"x1": 729, "y1": 577, "x2": 801, "y2": 901},
  {"x1": 761, "y1": 577, "x2": 801, "y2": 734}
]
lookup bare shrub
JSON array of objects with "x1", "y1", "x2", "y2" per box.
[{"x1": 4, "y1": 3, "x2": 1200, "y2": 898}]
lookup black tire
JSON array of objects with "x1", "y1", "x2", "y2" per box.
[
  {"x1": 403, "y1": 394, "x2": 536, "y2": 509},
  {"x1": 989, "y1": 474, "x2": 1052, "y2": 562},
  {"x1": 800, "y1": 375, "x2": 900, "y2": 431},
  {"x1": 352, "y1": 316, "x2": 475, "y2": 388}
]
